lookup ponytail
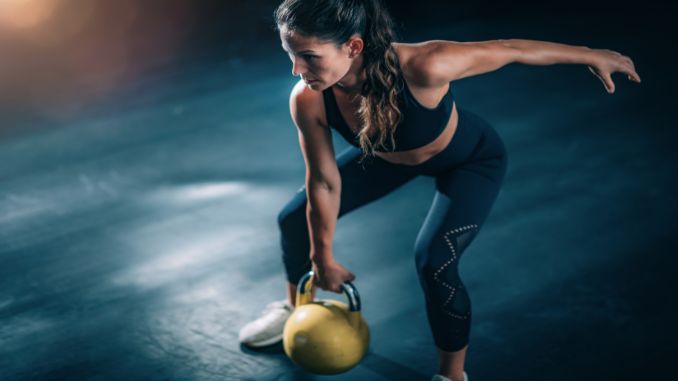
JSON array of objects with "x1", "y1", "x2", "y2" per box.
[{"x1": 354, "y1": 0, "x2": 402, "y2": 164}]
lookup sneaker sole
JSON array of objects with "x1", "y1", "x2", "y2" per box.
[{"x1": 242, "y1": 332, "x2": 284, "y2": 348}]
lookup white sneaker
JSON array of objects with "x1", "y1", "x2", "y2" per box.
[
  {"x1": 238, "y1": 299, "x2": 295, "y2": 348},
  {"x1": 431, "y1": 371, "x2": 468, "y2": 381}
]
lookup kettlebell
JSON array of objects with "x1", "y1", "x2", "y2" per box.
[{"x1": 282, "y1": 270, "x2": 370, "y2": 375}]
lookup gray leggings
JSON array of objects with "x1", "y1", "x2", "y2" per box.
[{"x1": 277, "y1": 107, "x2": 508, "y2": 352}]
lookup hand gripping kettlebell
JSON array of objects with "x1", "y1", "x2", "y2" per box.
[{"x1": 282, "y1": 270, "x2": 370, "y2": 375}]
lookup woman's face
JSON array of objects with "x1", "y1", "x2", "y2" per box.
[{"x1": 279, "y1": 26, "x2": 357, "y2": 90}]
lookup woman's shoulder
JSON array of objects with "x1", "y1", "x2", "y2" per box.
[
  {"x1": 289, "y1": 79, "x2": 328, "y2": 128},
  {"x1": 392, "y1": 41, "x2": 448, "y2": 90}
]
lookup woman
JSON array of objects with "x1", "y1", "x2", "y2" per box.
[{"x1": 238, "y1": 1, "x2": 641, "y2": 380}]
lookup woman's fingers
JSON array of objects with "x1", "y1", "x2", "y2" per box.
[
  {"x1": 621, "y1": 56, "x2": 641, "y2": 82},
  {"x1": 621, "y1": 60, "x2": 641, "y2": 82},
  {"x1": 628, "y1": 71, "x2": 642, "y2": 83},
  {"x1": 600, "y1": 71, "x2": 615, "y2": 93},
  {"x1": 604, "y1": 73, "x2": 615, "y2": 93},
  {"x1": 589, "y1": 65, "x2": 615, "y2": 93},
  {"x1": 628, "y1": 68, "x2": 641, "y2": 83}
]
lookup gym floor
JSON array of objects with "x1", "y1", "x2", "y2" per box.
[{"x1": 1, "y1": 1, "x2": 675, "y2": 380}]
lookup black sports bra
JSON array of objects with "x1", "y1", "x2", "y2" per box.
[{"x1": 322, "y1": 74, "x2": 455, "y2": 152}]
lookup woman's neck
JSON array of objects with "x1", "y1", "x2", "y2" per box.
[{"x1": 335, "y1": 55, "x2": 368, "y2": 96}]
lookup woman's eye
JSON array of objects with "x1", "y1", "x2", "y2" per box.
[{"x1": 303, "y1": 55, "x2": 316, "y2": 61}]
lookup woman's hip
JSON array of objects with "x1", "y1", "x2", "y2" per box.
[{"x1": 412, "y1": 107, "x2": 508, "y2": 176}]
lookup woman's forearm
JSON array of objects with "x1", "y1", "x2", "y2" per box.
[
  {"x1": 306, "y1": 184, "x2": 341, "y2": 264},
  {"x1": 507, "y1": 39, "x2": 596, "y2": 66}
]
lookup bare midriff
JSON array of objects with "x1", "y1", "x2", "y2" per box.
[{"x1": 373, "y1": 101, "x2": 458, "y2": 166}]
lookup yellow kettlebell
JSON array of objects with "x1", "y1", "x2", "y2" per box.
[{"x1": 282, "y1": 270, "x2": 370, "y2": 375}]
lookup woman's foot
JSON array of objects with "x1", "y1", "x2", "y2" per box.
[
  {"x1": 238, "y1": 299, "x2": 295, "y2": 348},
  {"x1": 430, "y1": 371, "x2": 468, "y2": 381}
]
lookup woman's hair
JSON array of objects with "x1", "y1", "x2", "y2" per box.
[{"x1": 274, "y1": 0, "x2": 403, "y2": 164}]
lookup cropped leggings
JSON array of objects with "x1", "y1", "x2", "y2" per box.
[{"x1": 277, "y1": 107, "x2": 508, "y2": 352}]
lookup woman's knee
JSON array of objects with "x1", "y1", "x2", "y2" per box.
[
  {"x1": 413, "y1": 223, "x2": 480, "y2": 303},
  {"x1": 414, "y1": 236, "x2": 453, "y2": 292},
  {"x1": 413, "y1": 229, "x2": 436, "y2": 277},
  {"x1": 415, "y1": 242, "x2": 473, "y2": 321},
  {"x1": 278, "y1": 195, "x2": 311, "y2": 279},
  {"x1": 277, "y1": 191, "x2": 307, "y2": 234}
]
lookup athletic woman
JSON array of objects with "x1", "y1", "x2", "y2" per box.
[{"x1": 239, "y1": 1, "x2": 641, "y2": 380}]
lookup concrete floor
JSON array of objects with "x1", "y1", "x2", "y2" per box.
[{"x1": 1, "y1": 2, "x2": 676, "y2": 380}]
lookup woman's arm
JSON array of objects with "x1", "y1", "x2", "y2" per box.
[
  {"x1": 508, "y1": 39, "x2": 596, "y2": 66},
  {"x1": 507, "y1": 39, "x2": 641, "y2": 93},
  {"x1": 289, "y1": 80, "x2": 341, "y2": 264},
  {"x1": 416, "y1": 39, "x2": 641, "y2": 94},
  {"x1": 289, "y1": 80, "x2": 356, "y2": 293}
]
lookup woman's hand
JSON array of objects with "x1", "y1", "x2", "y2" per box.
[
  {"x1": 311, "y1": 257, "x2": 356, "y2": 294},
  {"x1": 587, "y1": 48, "x2": 641, "y2": 94}
]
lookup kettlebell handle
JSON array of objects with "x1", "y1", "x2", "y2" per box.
[{"x1": 297, "y1": 270, "x2": 361, "y2": 312}]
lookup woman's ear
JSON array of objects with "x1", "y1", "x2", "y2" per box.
[{"x1": 346, "y1": 35, "x2": 364, "y2": 58}]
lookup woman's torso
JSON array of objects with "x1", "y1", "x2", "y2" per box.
[{"x1": 321, "y1": 42, "x2": 459, "y2": 166}]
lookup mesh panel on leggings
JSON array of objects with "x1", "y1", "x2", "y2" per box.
[{"x1": 434, "y1": 224, "x2": 478, "y2": 318}]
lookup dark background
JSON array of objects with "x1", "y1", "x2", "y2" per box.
[{"x1": 1, "y1": 0, "x2": 672, "y2": 134}]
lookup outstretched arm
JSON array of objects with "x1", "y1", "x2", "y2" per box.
[
  {"x1": 507, "y1": 39, "x2": 641, "y2": 93},
  {"x1": 419, "y1": 39, "x2": 641, "y2": 94}
]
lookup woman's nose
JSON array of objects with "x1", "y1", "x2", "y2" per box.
[{"x1": 291, "y1": 57, "x2": 305, "y2": 77}]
